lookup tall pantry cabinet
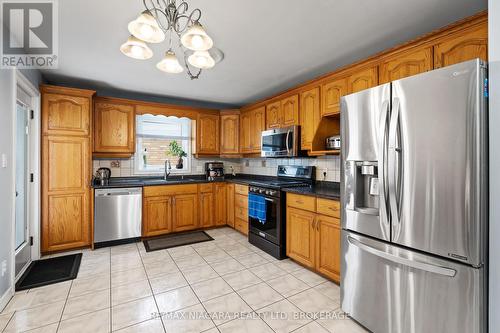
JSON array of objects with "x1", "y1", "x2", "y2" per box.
[{"x1": 40, "y1": 85, "x2": 95, "y2": 253}]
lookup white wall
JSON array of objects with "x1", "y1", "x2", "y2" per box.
[{"x1": 488, "y1": 2, "x2": 499, "y2": 330}]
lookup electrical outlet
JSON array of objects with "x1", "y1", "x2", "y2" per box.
[
  {"x1": 1, "y1": 154, "x2": 6, "y2": 168},
  {"x1": 323, "y1": 168, "x2": 328, "y2": 180},
  {"x1": 1, "y1": 260, "x2": 6, "y2": 277},
  {"x1": 261, "y1": 160, "x2": 266, "y2": 167}
]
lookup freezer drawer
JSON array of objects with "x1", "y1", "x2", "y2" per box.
[{"x1": 341, "y1": 231, "x2": 486, "y2": 333}]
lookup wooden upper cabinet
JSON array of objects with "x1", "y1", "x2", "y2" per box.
[
  {"x1": 281, "y1": 94, "x2": 299, "y2": 127},
  {"x1": 300, "y1": 87, "x2": 321, "y2": 150},
  {"x1": 172, "y1": 193, "x2": 198, "y2": 232},
  {"x1": 215, "y1": 183, "x2": 227, "y2": 226},
  {"x1": 197, "y1": 113, "x2": 220, "y2": 155},
  {"x1": 42, "y1": 93, "x2": 91, "y2": 137},
  {"x1": 286, "y1": 207, "x2": 316, "y2": 268},
  {"x1": 348, "y1": 66, "x2": 379, "y2": 94},
  {"x1": 220, "y1": 112, "x2": 240, "y2": 155},
  {"x1": 379, "y1": 47, "x2": 433, "y2": 84},
  {"x1": 434, "y1": 24, "x2": 487, "y2": 68},
  {"x1": 240, "y1": 111, "x2": 252, "y2": 153},
  {"x1": 143, "y1": 196, "x2": 172, "y2": 237},
  {"x1": 94, "y1": 99, "x2": 135, "y2": 155},
  {"x1": 315, "y1": 214, "x2": 341, "y2": 282},
  {"x1": 266, "y1": 101, "x2": 281, "y2": 129},
  {"x1": 321, "y1": 77, "x2": 347, "y2": 116},
  {"x1": 252, "y1": 107, "x2": 266, "y2": 151}
]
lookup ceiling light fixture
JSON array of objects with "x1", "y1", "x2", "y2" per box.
[{"x1": 121, "y1": 0, "x2": 223, "y2": 80}]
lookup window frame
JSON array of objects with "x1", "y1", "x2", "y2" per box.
[{"x1": 133, "y1": 114, "x2": 193, "y2": 175}]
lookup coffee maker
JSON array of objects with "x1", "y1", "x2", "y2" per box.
[
  {"x1": 95, "y1": 167, "x2": 111, "y2": 186},
  {"x1": 205, "y1": 162, "x2": 224, "y2": 181}
]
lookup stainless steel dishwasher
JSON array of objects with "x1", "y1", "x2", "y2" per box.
[{"x1": 94, "y1": 187, "x2": 142, "y2": 246}]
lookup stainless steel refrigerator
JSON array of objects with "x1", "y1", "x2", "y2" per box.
[{"x1": 340, "y1": 59, "x2": 488, "y2": 333}]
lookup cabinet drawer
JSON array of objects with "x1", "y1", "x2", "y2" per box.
[
  {"x1": 316, "y1": 198, "x2": 341, "y2": 218},
  {"x1": 235, "y1": 205, "x2": 248, "y2": 221},
  {"x1": 144, "y1": 184, "x2": 197, "y2": 197},
  {"x1": 287, "y1": 193, "x2": 316, "y2": 212},
  {"x1": 235, "y1": 218, "x2": 248, "y2": 235},
  {"x1": 235, "y1": 194, "x2": 248, "y2": 209},
  {"x1": 198, "y1": 183, "x2": 214, "y2": 193},
  {"x1": 235, "y1": 184, "x2": 249, "y2": 195}
]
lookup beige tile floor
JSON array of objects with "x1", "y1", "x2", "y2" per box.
[{"x1": 0, "y1": 227, "x2": 368, "y2": 333}]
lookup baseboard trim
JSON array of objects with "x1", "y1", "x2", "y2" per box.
[{"x1": 0, "y1": 286, "x2": 13, "y2": 312}]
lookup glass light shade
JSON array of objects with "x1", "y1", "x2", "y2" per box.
[
  {"x1": 128, "y1": 11, "x2": 165, "y2": 43},
  {"x1": 120, "y1": 35, "x2": 153, "y2": 60},
  {"x1": 188, "y1": 50, "x2": 215, "y2": 69},
  {"x1": 181, "y1": 23, "x2": 213, "y2": 51},
  {"x1": 156, "y1": 51, "x2": 184, "y2": 74}
]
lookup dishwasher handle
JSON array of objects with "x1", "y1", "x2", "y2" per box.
[{"x1": 95, "y1": 188, "x2": 142, "y2": 197}]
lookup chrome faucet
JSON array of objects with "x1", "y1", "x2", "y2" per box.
[{"x1": 164, "y1": 160, "x2": 172, "y2": 180}]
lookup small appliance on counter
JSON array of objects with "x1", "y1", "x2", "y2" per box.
[
  {"x1": 325, "y1": 135, "x2": 341, "y2": 150},
  {"x1": 205, "y1": 162, "x2": 224, "y2": 181},
  {"x1": 95, "y1": 167, "x2": 111, "y2": 186}
]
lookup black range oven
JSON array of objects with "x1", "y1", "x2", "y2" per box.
[{"x1": 248, "y1": 165, "x2": 315, "y2": 259}]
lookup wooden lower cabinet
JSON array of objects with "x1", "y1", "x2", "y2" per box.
[
  {"x1": 172, "y1": 194, "x2": 199, "y2": 232},
  {"x1": 199, "y1": 191, "x2": 215, "y2": 228},
  {"x1": 143, "y1": 196, "x2": 172, "y2": 237},
  {"x1": 315, "y1": 215, "x2": 341, "y2": 282},
  {"x1": 286, "y1": 207, "x2": 316, "y2": 268},
  {"x1": 226, "y1": 184, "x2": 235, "y2": 228},
  {"x1": 286, "y1": 195, "x2": 342, "y2": 282},
  {"x1": 215, "y1": 183, "x2": 227, "y2": 226}
]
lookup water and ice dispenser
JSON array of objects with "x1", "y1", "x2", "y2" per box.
[{"x1": 345, "y1": 161, "x2": 380, "y2": 215}]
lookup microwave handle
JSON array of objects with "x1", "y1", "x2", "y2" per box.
[{"x1": 286, "y1": 129, "x2": 291, "y2": 155}]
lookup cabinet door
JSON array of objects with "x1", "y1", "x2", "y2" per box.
[
  {"x1": 42, "y1": 93, "x2": 90, "y2": 136},
  {"x1": 42, "y1": 136, "x2": 90, "y2": 252},
  {"x1": 348, "y1": 66, "x2": 378, "y2": 94},
  {"x1": 199, "y1": 192, "x2": 215, "y2": 228},
  {"x1": 198, "y1": 114, "x2": 220, "y2": 154},
  {"x1": 321, "y1": 77, "x2": 347, "y2": 116},
  {"x1": 94, "y1": 101, "x2": 135, "y2": 154},
  {"x1": 300, "y1": 87, "x2": 321, "y2": 150},
  {"x1": 281, "y1": 95, "x2": 299, "y2": 126},
  {"x1": 286, "y1": 207, "x2": 316, "y2": 268},
  {"x1": 252, "y1": 107, "x2": 266, "y2": 151},
  {"x1": 226, "y1": 183, "x2": 235, "y2": 228},
  {"x1": 315, "y1": 214, "x2": 341, "y2": 283},
  {"x1": 434, "y1": 24, "x2": 487, "y2": 68},
  {"x1": 379, "y1": 47, "x2": 433, "y2": 84},
  {"x1": 215, "y1": 183, "x2": 227, "y2": 226},
  {"x1": 266, "y1": 101, "x2": 281, "y2": 129},
  {"x1": 143, "y1": 196, "x2": 172, "y2": 237},
  {"x1": 240, "y1": 111, "x2": 252, "y2": 153},
  {"x1": 173, "y1": 194, "x2": 199, "y2": 232},
  {"x1": 220, "y1": 114, "x2": 240, "y2": 155}
]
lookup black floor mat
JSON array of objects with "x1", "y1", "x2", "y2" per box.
[
  {"x1": 144, "y1": 231, "x2": 214, "y2": 252},
  {"x1": 15, "y1": 254, "x2": 82, "y2": 291}
]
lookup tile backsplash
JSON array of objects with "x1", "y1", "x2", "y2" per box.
[{"x1": 93, "y1": 155, "x2": 340, "y2": 182}]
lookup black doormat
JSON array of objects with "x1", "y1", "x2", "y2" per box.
[
  {"x1": 144, "y1": 231, "x2": 214, "y2": 252},
  {"x1": 15, "y1": 254, "x2": 82, "y2": 291}
]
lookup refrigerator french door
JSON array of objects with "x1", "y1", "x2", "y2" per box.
[{"x1": 340, "y1": 59, "x2": 488, "y2": 333}]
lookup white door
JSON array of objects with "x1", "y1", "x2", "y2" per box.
[{"x1": 14, "y1": 101, "x2": 31, "y2": 276}]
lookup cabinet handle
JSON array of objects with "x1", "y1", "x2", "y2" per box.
[
  {"x1": 312, "y1": 218, "x2": 316, "y2": 230},
  {"x1": 296, "y1": 200, "x2": 304, "y2": 204}
]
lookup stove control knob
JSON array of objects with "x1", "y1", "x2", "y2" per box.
[
  {"x1": 268, "y1": 190, "x2": 277, "y2": 196},
  {"x1": 259, "y1": 189, "x2": 265, "y2": 194}
]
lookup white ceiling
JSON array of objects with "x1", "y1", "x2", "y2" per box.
[{"x1": 41, "y1": 0, "x2": 487, "y2": 106}]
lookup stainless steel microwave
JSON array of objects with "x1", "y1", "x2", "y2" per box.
[{"x1": 261, "y1": 125, "x2": 300, "y2": 157}]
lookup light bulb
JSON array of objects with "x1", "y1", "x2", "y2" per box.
[
  {"x1": 130, "y1": 45, "x2": 143, "y2": 58},
  {"x1": 128, "y1": 11, "x2": 165, "y2": 43},
  {"x1": 191, "y1": 35, "x2": 204, "y2": 49},
  {"x1": 157, "y1": 50, "x2": 184, "y2": 74},
  {"x1": 188, "y1": 50, "x2": 215, "y2": 69},
  {"x1": 120, "y1": 35, "x2": 153, "y2": 60},
  {"x1": 181, "y1": 23, "x2": 213, "y2": 51}
]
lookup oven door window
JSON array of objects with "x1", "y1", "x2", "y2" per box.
[
  {"x1": 262, "y1": 133, "x2": 287, "y2": 153},
  {"x1": 249, "y1": 196, "x2": 278, "y2": 241}
]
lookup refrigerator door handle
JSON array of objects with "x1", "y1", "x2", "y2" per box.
[
  {"x1": 388, "y1": 97, "x2": 402, "y2": 237},
  {"x1": 378, "y1": 100, "x2": 390, "y2": 239},
  {"x1": 347, "y1": 236, "x2": 457, "y2": 277}
]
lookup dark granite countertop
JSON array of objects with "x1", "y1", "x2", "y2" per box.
[
  {"x1": 283, "y1": 181, "x2": 341, "y2": 200},
  {"x1": 91, "y1": 174, "x2": 279, "y2": 189}
]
